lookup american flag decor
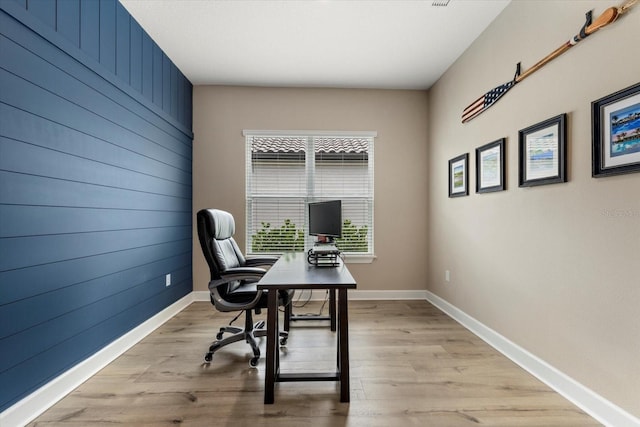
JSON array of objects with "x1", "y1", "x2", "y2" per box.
[{"x1": 461, "y1": 80, "x2": 517, "y2": 123}]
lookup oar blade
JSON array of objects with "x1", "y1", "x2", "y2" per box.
[{"x1": 462, "y1": 80, "x2": 517, "y2": 123}]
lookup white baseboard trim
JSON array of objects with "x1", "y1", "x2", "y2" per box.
[
  {"x1": 192, "y1": 290, "x2": 210, "y2": 301},
  {"x1": 425, "y1": 290, "x2": 640, "y2": 427},
  {"x1": 350, "y1": 290, "x2": 428, "y2": 300},
  {"x1": 0, "y1": 293, "x2": 195, "y2": 427}
]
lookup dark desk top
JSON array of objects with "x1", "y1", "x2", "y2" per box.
[{"x1": 257, "y1": 252, "x2": 357, "y2": 290}]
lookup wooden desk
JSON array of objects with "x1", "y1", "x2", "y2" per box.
[{"x1": 257, "y1": 252, "x2": 357, "y2": 404}]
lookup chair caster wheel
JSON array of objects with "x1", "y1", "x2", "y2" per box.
[
  {"x1": 250, "y1": 357, "x2": 259, "y2": 367},
  {"x1": 204, "y1": 353, "x2": 213, "y2": 362},
  {"x1": 279, "y1": 337, "x2": 287, "y2": 346},
  {"x1": 216, "y1": 332, "x2": 224, "y2": 340}
]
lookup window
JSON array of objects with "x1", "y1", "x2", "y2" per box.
[{"x1": 245, "y1": 131, "x2": 375, "y2": 259}]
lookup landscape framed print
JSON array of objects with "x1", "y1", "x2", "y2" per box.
[
  {"x1": 476, "y1": 138, "x2": 505, "y2": 193},
  {"x1": 592, "y1": 82, "x2": 640, "y2": 177},
  {"x1": 518, "y1": 113, "x2": 567, "y2": 187},
  {"x1": 448, "y1": 153, "x2": 469, "y2": 197}
]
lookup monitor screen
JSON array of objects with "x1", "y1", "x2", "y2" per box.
[{"x1": 308, "y1": 200, "x2": 342, "y2": 240}]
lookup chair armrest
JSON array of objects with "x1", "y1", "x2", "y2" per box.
[
  {"x1": 208, "y1": 267, "x2": 267, "y2": 312},
  {"x1": 208, "y1": 267, "x2": 266, "y2": 292},
  {"x1": 219, "y1": 266, "x2": 267, "y2": 282},
  {"x1": 209, "y1": 286, "x2": 264, "y2": 312},
  {"x1": 244, "y1": 256, "x2": 279, "y2": 268}
]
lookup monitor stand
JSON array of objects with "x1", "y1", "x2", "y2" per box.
[{"x1": 308, "y1": 244, "x2": 340, "y2": 267}]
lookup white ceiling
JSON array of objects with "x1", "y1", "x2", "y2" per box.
[{"x1": 120, "y1": 0, "x2": 510, "y2": 90}]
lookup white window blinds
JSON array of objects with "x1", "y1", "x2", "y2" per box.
[{"x1": 245, "y1": 131, "x2": 375, "y2": 256}]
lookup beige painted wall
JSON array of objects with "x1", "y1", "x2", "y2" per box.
[
  {"x1": 192, "y1": 87, "x2": 429, "y2": 294},
  {"x1": 427, "y1": 0, "x2": 640, "y2": 418}
]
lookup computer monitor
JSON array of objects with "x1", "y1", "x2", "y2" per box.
[{"x1": 308, "y1": 200, "x2": 342, "y2": 243}]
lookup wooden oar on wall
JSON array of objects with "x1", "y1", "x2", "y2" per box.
[{"x1": 461, "y1": 0, "x2": 638, "y2": 124}]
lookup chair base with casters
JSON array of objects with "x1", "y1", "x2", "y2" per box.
[{"x1": 205, "y1": 304, "x2": 290, "y2": 367}]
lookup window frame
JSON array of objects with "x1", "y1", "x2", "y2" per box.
[{"x1": 244, "y1": 130, "x2": 376, "y2": 263}]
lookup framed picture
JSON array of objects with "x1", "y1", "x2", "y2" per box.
[
  {"x1": 518, "y1": 113, "x2": 567, "y2": 187},
  {"x1": 592, "y1": 82, "x2": 640, "y2": 177},
  {"x1": 448, "y1": 153, "x2": 469, "y2": 197},
  {"x1": 476, "y1": 138, "x2": 505, "y2": 193}
]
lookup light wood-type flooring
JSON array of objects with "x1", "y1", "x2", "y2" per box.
[{"x1": 30, "y1": 299, "x2": 600, "y2": 426}]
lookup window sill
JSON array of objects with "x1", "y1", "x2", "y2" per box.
[{"x1": 342, "y1": 254, "x2": 376, "y2": 264}]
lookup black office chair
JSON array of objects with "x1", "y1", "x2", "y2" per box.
[{"x1": 196, "y1": 208, "x2": 292, "y2": 367}]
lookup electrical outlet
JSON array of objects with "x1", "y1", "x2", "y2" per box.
[
  {"x1": 445, "y1": 270, "x2": 450, "y2": 282},
  {"x1": 165, "y1": 274, "x2": 171, "y2": 287}
]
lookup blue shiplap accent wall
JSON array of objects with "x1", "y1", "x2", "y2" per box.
[{"x1": 0, "y1": 0, "x2": 193, "y2": 411}]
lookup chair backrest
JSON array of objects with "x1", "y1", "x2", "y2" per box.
[{"x1": 196, "y1": 209, "x2": 247, "y2": 282}]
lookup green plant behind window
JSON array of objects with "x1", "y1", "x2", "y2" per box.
[
  {"x1": 251, "y1": 219, "x2": 368, "y2": 253},
  {"x1": 251, "y1": 219, "x2": 304, "y2": 253},
  {"x1": 335, "y1": 220, "x2": 368, "y2": 252}
]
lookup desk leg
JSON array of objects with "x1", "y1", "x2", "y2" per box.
[
  {"x1": 329, "y1": 289, "x2": 337, "y2": 332},
  {"x1": 264, "y1": 289, "x2": 278, "y2": 404},
  {"x1": 338, "y1": 289, "x2": 350, "y2": 402}
]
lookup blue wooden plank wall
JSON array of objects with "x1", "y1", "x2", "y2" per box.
[{"x1": 0, "y1": 0, "x2": 193, "y2": 411}]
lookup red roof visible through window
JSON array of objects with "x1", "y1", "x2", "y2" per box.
[{"x1": 251, "y1": 137, "x2": 369, "y2": 154}]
